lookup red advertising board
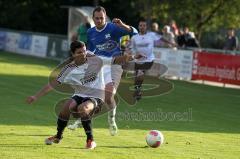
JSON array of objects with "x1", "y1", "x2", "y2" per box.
[{"x1": 192, "y1": 51, "x2": 240, "y2": 85}]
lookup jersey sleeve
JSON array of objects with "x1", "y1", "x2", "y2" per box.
[
  {"x1": 56, "y1": 68, "x2": 65, "y2": 83},
  {"x1": 56, "y1": 64, "x2": 75, "y2": 84},
  {"x1": 149, "y1": 32, "x2": 161, "y2": 41},
  {"x1": 113, "y1": 23, "x2": 138, "y2": 38},
  {"x1": 130, "y1": 36, "x2": 137, "y2": 54}
]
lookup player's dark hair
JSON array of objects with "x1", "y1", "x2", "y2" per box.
[
  {"x1": 93, "y1": 6, "x2": 106, "y2": 17},
  {"x1": 70, "y1": 41, "x2": 85, "y2": 54},
  {"x1": 139, "y1": 17, "x2": 147, "y2": 23}
]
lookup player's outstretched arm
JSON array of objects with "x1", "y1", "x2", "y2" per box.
[
  {"x1": 26, "y1": 80, "x2": 59, "y2": 104},
  {"x1": 113, "y1": 54, "x2": 146, "y2": 64},
  {"x1": 159, "y1": 37, "x2": 178, "y2": 48},
  {"x1": 112, "y1": 18, "x2": 132, "y2": 32}
]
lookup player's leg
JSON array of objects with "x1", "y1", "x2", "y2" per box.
[
  {"x1": 134, "y1": 63, "x2": 145, "y2": 100},
  {"x1": 77, "y1": 98, "x2": 102, "y2": 149},
  {"x1": 103, "y1": 65, "x2": 122, "y2": 136},
  {"x1": 133, "y1": 62, "x2": 154, "y2": 101},
  {"x1": 45, "y1": 98, "x2": 77, "y2": 145},
  {"x1": 106, "y1": 65, "x2": 123, "y2": 136},
  {"x1": 78, "y1": 100, "x2": 95, "y2": 149},
  {"x1": 105, "y1": 82, "x2": 118, "y2": 136},
  {"x1": 134, "y1": 70, "x2": 144, "y2": 100}
]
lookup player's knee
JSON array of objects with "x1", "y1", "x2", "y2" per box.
[
  {"x1": 136, "y1": 70, "x2": 144, "y2": 77},
  {"x1": 78, "y1": 103, "x2": 93, "y2": 118},
  {"x1": 105, "y1": 83, "x2": 116, "y2": 93},
  {"x1": 105, "y1": 98, "x2": 116, "y2": 111},
  {"x1": 136, "y1": 74, "x2": 144, "y2": 80},
  {"x1": 58, "y1": 111, "x2": 70, "y2": 120},
  {"x1": 69, "y1": 104, "x2": 77, "y2": 114},
  {"x1": 67, "y1": 99, "x2": 78, "y2": 114},
  {"x1": 110, "y1": 104, "x2": 117, "y2": 110},
  {"x1": 78, "y1": 105, "x2": 87, "y2": 117},
  {"x1": 105, "y1": 96, "x2": 114, "y2": 106}
]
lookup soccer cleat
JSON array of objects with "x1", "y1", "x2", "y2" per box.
[
  {"x1": 109, "y1": 122, "x2": 118, "y2": 136},
  {"x1": 85, "y1": 139, "x2": 97, "y2": 149},
  {"x1": 45, "y1": 135, "x2": 62, "y2": 145},
  {"x1": 67, "y1": 120, "x2": 82, "y2": 130}
]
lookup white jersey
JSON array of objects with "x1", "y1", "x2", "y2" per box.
[
  {"x1": 130, "y1": 32, "x2": 160, "y2": 63},
  {"x1": 57, "y1": 54, "x2": 111, "y2": 100}
]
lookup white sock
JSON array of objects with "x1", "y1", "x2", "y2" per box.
[{"x1": 108, "y1": 107, "x2": 116, "y2": 125}]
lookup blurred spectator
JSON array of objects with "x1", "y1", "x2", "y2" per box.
[
  {"x1": 151, "y1": 22, "x2": 162, "y2": 35},
  {"x1": 162, "y1": 25, "x2": 176, "y2": 48},
  {"x1": 223, "y1": 28, "x2": 238, "y2": 50},
  {"x1": 71, "y1": 16, "x2": 91, "y2": 43},
  {"x1": 176, "y1": 28, "x2": 186, "y2": 47},
  {"x1": 183, "y1": 27, "x2": 200, "y2": 48},
  {"x1": 150, "y1": 22, "x2": 163, "y2": 47},
  {"x1": 169, "y1": 20, "x2": 179, "y2": 36}
]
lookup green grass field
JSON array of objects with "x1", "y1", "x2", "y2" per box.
[{"x1": 0, "y1": 51, "x2": 240, "y2": 159}]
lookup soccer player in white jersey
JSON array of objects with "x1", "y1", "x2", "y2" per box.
[
  {"x1": 26, "y1": 41, "x2": 142, "y2": 149},
  {"x1": 68, "y1": 6, "x2": 138, "y2": 136},
  {"x1": 26, "y1": 41, "x2": 102, "y2": 149},
  {"x1": 130, "y1": 18, "x2": 175, "y2": 100}
]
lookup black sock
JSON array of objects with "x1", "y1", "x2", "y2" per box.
[
  {"x1": 56, "y1": 118, "x2": 68, "y2": 139},
  {"x1": 134, "y1": 77, "x2": 143, "y2": 90},
  {"x1": 81, "y1": 119, "x2": 93, "y2": 141}
]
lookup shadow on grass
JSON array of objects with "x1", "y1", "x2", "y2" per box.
[
  {"x1": 0, "y1": 133, "x2": 51, "y2": 137},
  {"x1": 99, "y1": 145, "x2": 149, "y2": 149},
  {"x1": 0, "y1": 132, "x2": 85, "y2": 138},
  {"x1": 0, "y1": 143, "x2": 87, "y2": 149},
  {"x1": 0, "y1": 51, "x2": 59, "y2": 68},
  {"x1": 0, "y1": 144, "x2": 45, "y2": 148}
]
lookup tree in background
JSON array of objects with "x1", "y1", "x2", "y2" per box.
[
  {"x1": 1, "y1": 0, "x2": 240, "y2": 48},
  {"x1": 136, "y1": 0, "x2": 240, "y2": 47},
  {"x1": 0, "y1": 0, "x2": 68, "y2": 34}
]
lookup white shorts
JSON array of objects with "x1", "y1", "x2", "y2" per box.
[{"x1": 103, "y1": 64, "x2": 123, "y2": 93}]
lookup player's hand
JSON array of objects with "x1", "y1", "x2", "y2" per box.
[
  {"x1": 112, "y1": 18, "x2": 124, "y2": 27},
  {"x1": 26, "y1": 96, "x2": 37, "y2": 104}
]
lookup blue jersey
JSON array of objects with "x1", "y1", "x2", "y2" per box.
[{"x1": 87, "y1": 22, "x2": 138, "y2": 57}]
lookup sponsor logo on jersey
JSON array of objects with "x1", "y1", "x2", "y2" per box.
[
  {"x1": 96, "y1": 40, "x2": 118, "y2": 52},
  {"x1": 79, "y1": 72, "x2": 97, "y2": 85}
]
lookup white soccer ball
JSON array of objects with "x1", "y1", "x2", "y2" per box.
[{"x1": 145, "y1": 130, "x2": 164, "y2": 148}]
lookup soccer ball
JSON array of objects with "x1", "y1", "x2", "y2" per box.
[{"x1": 145, "y1": 130, "x2": 164, "y2": 148}]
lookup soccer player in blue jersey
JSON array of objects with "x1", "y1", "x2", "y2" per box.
[
  {"x1": 88, "y1": 6, "x2": 138, "y2": 136},
  {"x1": 68, "y1": 6, "x2": 138, "y2": 136}
]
